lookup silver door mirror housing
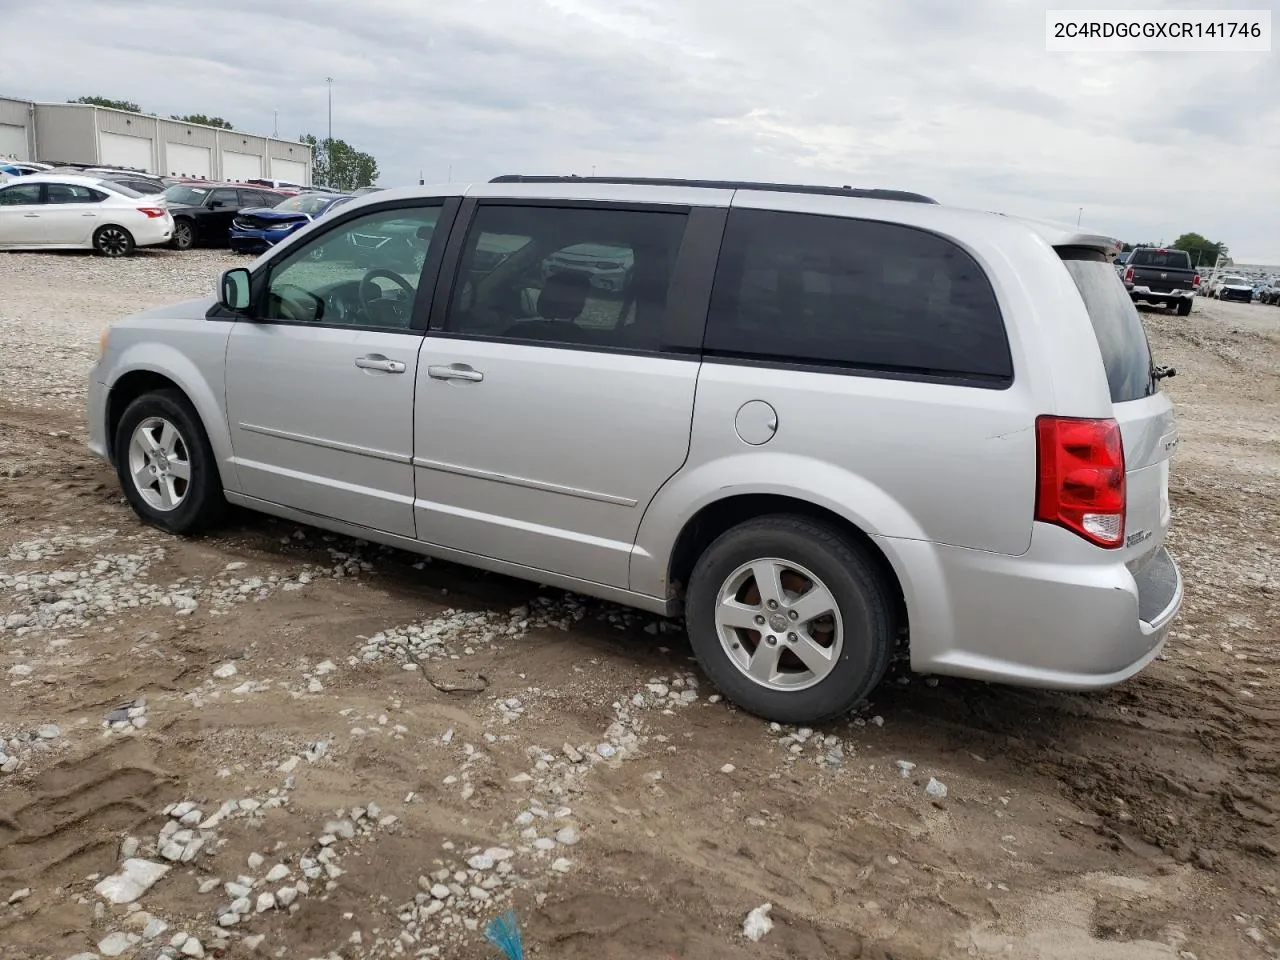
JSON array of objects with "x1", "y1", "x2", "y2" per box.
[{"x1": 219, "y1": 268, "x2": 251, "y2": 311}]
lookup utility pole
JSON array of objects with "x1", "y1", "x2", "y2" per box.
[
  {"x1": 325, "y1": 77, "x2": 334, "y2": 144},
  {"x1": 1077, "y1": 207, "x2": 1083, "y2": 226},
  {"x1": 272, "y1": 110, "x2": 278, "y2": 138}
]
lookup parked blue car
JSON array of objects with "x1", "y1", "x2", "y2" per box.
[{"x1": 229, "y1": 192, "x2": 354, "y2": 254}]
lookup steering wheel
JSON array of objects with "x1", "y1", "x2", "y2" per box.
[{"x1": 359, "y1": 269, "x2": 415, "y2": 325}]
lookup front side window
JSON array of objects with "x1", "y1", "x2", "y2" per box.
[
  {"x1": 443, "y1": 205, "x2": 688, "y2": 352},
  {"x1": 260, "y1": 204, "x2": 442, "y2": 330},
  {"x1": 210, "y1": 189, "x2": 239, "y2": 208},
  {"x1": 704, "y1": 209, "x2": 1013, "y2": 385},
  {"x1": 46, "y1": 183, "x2": 106, "y2": 204},
  {"x1": 0, "y1": 184, "x2": 41, "y2": 205}
]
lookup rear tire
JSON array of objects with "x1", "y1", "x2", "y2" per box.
[
  {"x1": 1176, "y1": 299, "x2": 1192, "y2": 316},
  {"x1": 171, "y1": 219, "x2": 195, "y2": 251},
  {"x1": 114, "y1": 390, "x2": 225, "y2": 535},
  {"x1": 685, "y1": 515, "x2": 895, "y2": 724},
  {"x1": 93, "y1": 225, "x2": 135, "y2": 257}
]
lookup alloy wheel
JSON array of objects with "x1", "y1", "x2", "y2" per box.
[
  {"x1": 127, "y1": 417, "x2": 191, "y2": 512},
  {"x1": 98, "y1": 227, "x2": 131, "y2": 257},
  {"x1": 714, "y1": 558, "x2": 844, "y2": 691}
]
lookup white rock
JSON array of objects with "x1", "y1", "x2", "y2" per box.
[
  {"x1": 98, "y1": 932, "x2": 136, "y2": 957},
  {"x1": 484, "y1": 846, "x2": 514, "y2": 861},
  {"x1": 230, "y1": 896, "x2": 251, "y2": 915},
  {"x1": 247, "y1": 852, "x2": 264, "y2": 870},
  {"x1": 276, "y1": 885, "x2": 298, "y2": 907},
  {"x1": 466, "y1": 853, "x2": 494, "y2": 871},
  {"x1": 143, "y1": 917, "x2": 169, "y2": 940},
  {"x1": 218, "y1": 912, "x2": 239, "y2": 928},
  {"x1": 37, "y1": 724, "x2": 61, "y2": 740},
  {"x1": 212, "y1": 663, "x2": 237, "y2": 679},
  {"x1": 468, "y1": 885, "x2": 491, "y2": 901},
  {"x1": 514, "y1": 811, "x2": 535, "y2": 826},
  {"x1": 181, "y1": 937, "x2": 205, "y2": 957},
  {"x1": 743, "y1": 902, "x2": 774, "y2": 942},
  {"x1": 925, "y1": 777, "x2": 948, "y2": 799},
  {"x1": 720, "y1": 763, "x2": 736, "y2": 774},
  {"x1": 169, "y1": 801, "x2": 196, "y2": 819},
  {"x1": 94, "y1": 859, "x2": 170, "y2": 904},
  {"x1": 256, "y1": 891, "x2": 276, "y2": 913},
  {"x1": 243, "y1": 934, "x2": 265, "y2": 951},
  {"x1": 895, "y1": 760, "x2": 916, "y2": 777},
  {"x1": 534, "y1": 838, "x2": 556, "y2": 851},
  {"x1": 550, "y1": 857, "x2": 572, "y2": 873},
  {"x1": 264, "y1": 864, "x2": 289, "y2": 883},
  {"x1": 555, "y1": 826, "x2": 581, "y2": 846},
  {"x1": 430, "y1": 883, "x2": 451, "y2": 900},
  {"x1": 596, "y1": 743, "x2": 617, "y2": 759},
  {"x1": 224, "y1": 882, "x2": 251, "y2": 898},
  {"x1": 277, "y1": 756, "x2": 299, "y2": 774},
  {"x1": 7, "y1": 887, "x2": 30, "y2": 904}
]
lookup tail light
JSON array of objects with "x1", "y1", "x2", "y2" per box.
[
  {"x1": 137, "y1": 207, "x2": 166, "y2": 218},
  {"x1": 1123, "y1": 267, "x2": 1134, "y2": 283},
  {"x1": 1193, "y1": 274, "x2": 1201, "y2": 287},
  {"x1": 1035, "y1": 416, "x2": 1126, "y2": 548}
]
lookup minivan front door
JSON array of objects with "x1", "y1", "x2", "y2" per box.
[
  {"x1": 412, "y1": 200, "x2": 720, "y2": 589},
  {"x1": 224, "y1": 199, "x2": 453, "y2": 536}
]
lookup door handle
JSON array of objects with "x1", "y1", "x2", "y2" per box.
[
  {"x1": 427, "y1": 363, "x2": 484, "y2": 382},
  {"x1": 354, "y1": 354, "x2": 406, "y2": 374}
]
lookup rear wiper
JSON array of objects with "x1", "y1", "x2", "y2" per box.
[{"x1": 1153, "y1": 365, "x2": 1177, "y2": 381}]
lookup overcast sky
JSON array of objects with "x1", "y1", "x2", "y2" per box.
[{"x1": 2, "y1": 0, "x2": 1277, "y2": 261}]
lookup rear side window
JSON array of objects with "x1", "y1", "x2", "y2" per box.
[
  {"x1": 1059, "y1": 247, "x2": 1154, "y2": 404},
  {"x1": 704, "y1": 209, "x2": 1013, "y2": 385},
  {"x1": 1128, "y1": 249, "x2": 1191, "y2": 269}
]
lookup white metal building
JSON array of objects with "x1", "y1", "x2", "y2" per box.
[{"x1": 0, "y1": 96, "x2": 312, "y2": 184}]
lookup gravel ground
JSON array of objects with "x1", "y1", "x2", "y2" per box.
[{"x1": 1, "y1": 250, "x2": 1279, "y2": 960}]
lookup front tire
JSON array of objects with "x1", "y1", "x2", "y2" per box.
[
  {"x1": 685, "y1": 515, "x2": 895, "y2": 724},
  {"x1": 170, "y1": 219, "x2": 195, "y2": 251},
  {"x1": 114, "y1": 390, "x2": 224, "y2": 535},
  {"x1": 94, "y1": 225, "x2": 135, "y2": 257}
]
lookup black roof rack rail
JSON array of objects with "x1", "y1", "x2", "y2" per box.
[{"x1": 487, "y1": 175, "x2": 938, "y2": 204}]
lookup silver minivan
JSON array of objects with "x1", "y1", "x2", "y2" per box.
[{"x1": 87, "y1": 176, "x2": 1182, "y2": 723}]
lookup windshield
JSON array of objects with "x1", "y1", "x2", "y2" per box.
[
  {"x1": 1223, "y1": 276, "x2": 1248, "y2": 285},
  {"x1": 1129, "y1": 249, "x2": 1191, "y2": 269},
  {"x1": 99, "y1": 180, "x2": 144, "y2": 198},
  {"x1": 163, "y1": 185, "x2": 211, "y2": 205},
  {"x1": 273, "y1": 194, "x2": 338, "y2": 215},
  {"x1": 1060, "y1": 249, "x2": 1154, "y2": 403}
]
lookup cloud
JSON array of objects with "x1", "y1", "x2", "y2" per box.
[{"x1": 1, "y1": 0, "x2": 1276, "y2": 260}]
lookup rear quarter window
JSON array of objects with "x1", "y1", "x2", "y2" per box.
[
  {"x1": 1059, "y1": 247, "x2": 1154, "y2": 404},
  {"x1": 704, "y1": 209, "x2": 1013, "y2": 386}
]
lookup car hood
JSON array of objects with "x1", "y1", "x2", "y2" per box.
[
  {"x1": 124, "y1": 296, "x2": 216, "y2": 324},
  {"x1": 237, "y1": 207, "x2": 310, "y2": 221}
]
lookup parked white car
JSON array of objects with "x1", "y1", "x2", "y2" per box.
[{"x1": 0, "y1": 174, "x2": 173, "y2": 255}]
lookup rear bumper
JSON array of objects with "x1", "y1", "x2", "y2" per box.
[
  {"x1": 1128, "y1": 285, "x2": 1193, "y2": 303},
  {"x1": 887, "y1": 525, "x2": 1182, "y2": 690}
]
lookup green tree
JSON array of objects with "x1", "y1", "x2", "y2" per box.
[
  {"x1": 1171, "y1": 232, "x2": 1230, "y2": 269},
  {"x1": 300, "y1": 134, "x2": 379, "y2": 191},
  {"x1": 69, "y1": 96, "x2": 141, "y2": 112},
  {"x1": 171, "y1": 114, "x2": 233, "y2": 129}
]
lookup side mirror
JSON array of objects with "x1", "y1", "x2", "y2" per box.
[
  {"x1": 219, "y1": 268, "x2": 251, "y2": 311},
  {"x1": 211, "y1": 199, "x2": 229, "y2": 209}
]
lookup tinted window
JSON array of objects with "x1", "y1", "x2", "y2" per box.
[
  {"x1": 0, "y1": 184, "x2": 41, "y2": 205},
  {"x1": 1059, "y1": 248, "x2": 1154, "y2": 404},
  {"x1": 210, "y1": 189, "x2": 240, "y2": 208},
  {"x1": 705, "y1": 209, "x2": 1012, "y2": 384},
  {"x1": 1128, "y1": 249, "x2": 1191, "y2": 269},
  {"x1": 262, "y1": 204, "x2": 442, "y2": 330},
  {"x1": 46, "y1": 183, "x2": 107, "y2": 204},
  {"x1": 163, "y1": 185, "x2": 211, "y2": 206},
  {"x1": 444, "y1": 205, "x2": 688, "y2": 352},
  {"x1": 100, "y1": 180, "x2": 146, "y2": 198}
]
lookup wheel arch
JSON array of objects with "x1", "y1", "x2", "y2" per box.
[
  {"x1": 663, "y1": 492, "x2": 909, "y2": 639},
  {"x1": 104, "y1": 354, "x2": 238, "y2": 492}
]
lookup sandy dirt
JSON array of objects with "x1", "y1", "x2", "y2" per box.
[{"x1": 0, "y1": 250, "x2": 1278, "y2": 960}]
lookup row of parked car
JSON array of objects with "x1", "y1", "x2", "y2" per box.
[{"x1": 0, "y1": 160, "x2": 383, "y2": 257}]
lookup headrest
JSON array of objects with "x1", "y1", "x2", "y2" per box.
[{"x1": 537, "y1": 271, "x2": 590, "y2": 320}]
